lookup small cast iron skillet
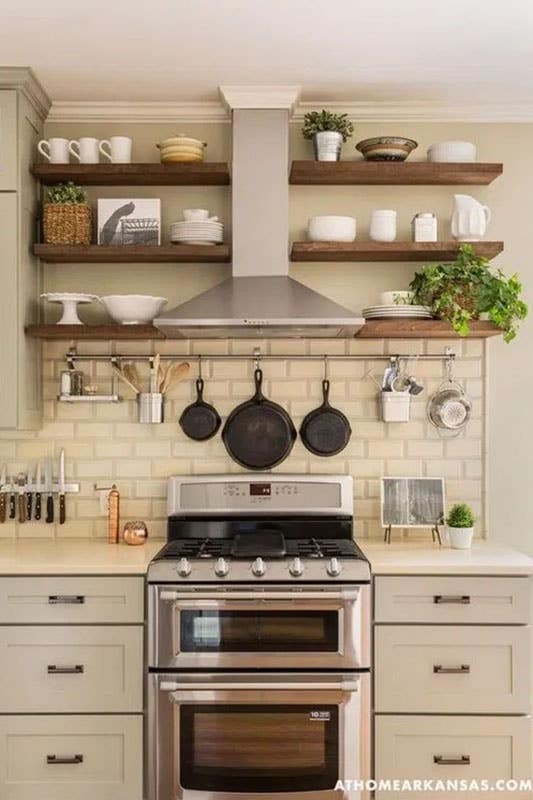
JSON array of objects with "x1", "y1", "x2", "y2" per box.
[
  {"x1": 300, "y1": 379, "x2": 352, "y2": 456},
  {"x1": 179, "y1": 378, "x2": 221, "y2": 441}
]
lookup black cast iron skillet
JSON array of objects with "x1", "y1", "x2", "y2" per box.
[
  {"x1": 300, "y1": 379, "x2": 352, "y2": 456},
  {"x1": 222, "y1": 368, "x2": 297, "y2": 470},
  {"x1": 179, "y1": 378, "x2": 221, "y2": 441}
]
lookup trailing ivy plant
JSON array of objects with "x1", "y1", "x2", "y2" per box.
[
  {"x1": 302, "y1": 110, "x2": 354, "y2": 142},
  {"x1": 410, "y1": 244, "x2": 528, "y2": 342},
  {"x1": 447, "y1": 503, "x2": 475, "y2": 529},
  {"x1": 45, "y1": 182, "x2": 88, "y2": 205}
]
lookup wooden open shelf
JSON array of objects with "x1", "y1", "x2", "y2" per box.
[
  {"x1": 26, "y1": 319, "x2": 501, "y2": 341},
  {"x1": 291, "y1": 241, "x2": 503, "y2": 262},
  {"x1": 31, "y1": 162, "x2": 230, "y2": 186},
  {"x1": 34, "y1": 244, "x2": 231, "y2": 263},
  {"x1": 289, "y1": 161, "x2": 503, "y2": 185}
]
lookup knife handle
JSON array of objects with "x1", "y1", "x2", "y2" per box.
[
  {"x1": 18, "y1": 495, "x2": 26, "y2": 524},
  {"x1": 46, "y1": 494, "x2": 54, "y2": 524},
  {"x1": 9, "y1": 493, "x2": 16, "y2": 520},
  {"x1": 59, "y1": 494, "x2": 65, "y2": 525},
  {"x1": 35, "y1": 493, "x2": 42, "y2": 521},
  {"x1": 0, "y1": 494, "x2": 5, "y2": 523},
  {"x1": 27, "y1": 493, "x2": 33, "y2": 521}
]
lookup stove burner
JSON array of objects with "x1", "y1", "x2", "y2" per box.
[{"x1": 154, "y1": 536, "x2": 364, "y2": 562}]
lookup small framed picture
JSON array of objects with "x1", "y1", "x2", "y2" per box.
[
  {"x1": 97, "y1": 198, "x2": 161, "y2": 246},
  {"x1": 380, "y1": 477, "x2": 445, "y2": 528}
]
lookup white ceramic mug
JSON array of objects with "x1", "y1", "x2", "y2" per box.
[
  {"x1": 68, "y1": 137, "x2": 101, "y2": 164},
  {"x1": 370, "y1": 209, "x2": 397, "y2": 242},
  {"x1": 37, "y1": 137, "x2": 70, "y2": 164},
  {"x1": 183, "y1": 208, "x2": 210, "y2": 221},
  {"x1": 99, "y1": 136, "x2": 132, "y2": 164}
]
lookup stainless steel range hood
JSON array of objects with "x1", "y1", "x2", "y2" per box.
[{"x1": 155, "y1": 87, "x2": 364, "y2": 339}]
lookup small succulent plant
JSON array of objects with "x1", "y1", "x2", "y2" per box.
[
  {"x1": 45, "y1": 182, "x2": 88, "y2": 205},
  {"x1": 447, "y1": 503, "x2": 475, "y2": 528},
  {"x1": 302, "y1": 110, "x2": 354, "y2": 142}
]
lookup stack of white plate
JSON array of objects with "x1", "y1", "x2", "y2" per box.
[
  {"x1": 170, "y1": 220, "x2": 223, "y2": 246},
  {"x1": 363, "y1": 304, "x2": 433, "y2": 319}
]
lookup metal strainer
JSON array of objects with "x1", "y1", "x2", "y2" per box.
[{"x1": 428, "y1": 358, "x2": 472, "y2": 435}]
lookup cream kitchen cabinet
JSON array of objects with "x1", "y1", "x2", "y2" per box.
[
  {"x1": 374, "y1": 574, "x2": 532, "y2": 797},
  {"x1": 0, "y1": 70, "x2": 49, "y2": 430}
]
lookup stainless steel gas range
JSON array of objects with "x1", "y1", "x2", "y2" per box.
[{"x1": 147, "y1": 475, "x2": 371, "y2": 800}]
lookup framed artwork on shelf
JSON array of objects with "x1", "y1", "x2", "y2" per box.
[
  {"x1": 380, "y1": 476, "x2": 446, "y2": 544},
  {"x1": 97, "y1": 198, "x2": 161, "y2": 246}
]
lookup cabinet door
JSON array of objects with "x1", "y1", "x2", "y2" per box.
[
  {"x1": 0, "y1": 714, "x2": 142, "y2": 800},
  {"x1": 0, "y1": 192, "x2": 18, "y2": 427},
  {"x1": 0, "y1": 90, "x2": 17, "y2": 190}
]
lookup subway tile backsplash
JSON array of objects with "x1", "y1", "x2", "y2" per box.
[{"x1": 0, "y1": 338, "x2": 485, "y2": 540}]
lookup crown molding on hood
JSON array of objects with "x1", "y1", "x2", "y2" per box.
[{"x1": 46, "y1": 98, "x2": 533, "y2": 124}]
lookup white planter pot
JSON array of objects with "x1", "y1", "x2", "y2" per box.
[
  {"x1": 313, "y1": 131, "x2": 343, "y2": 161},
  {"x1": 448, "y1": 526, "x2": 474, "y2": 550}
]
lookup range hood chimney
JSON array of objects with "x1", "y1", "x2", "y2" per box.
[{"x1": 155, "y1": 86, "x2": 364, "y2": 339}]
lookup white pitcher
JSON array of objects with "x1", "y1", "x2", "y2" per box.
[{"x1": 451, "y1": 194, "x2": 491, "y2": 241}]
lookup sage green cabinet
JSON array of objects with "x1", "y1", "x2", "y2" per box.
[{"x1": 0, "y1": 91, "x2": 17, "y2": 190}]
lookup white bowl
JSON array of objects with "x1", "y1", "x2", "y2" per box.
[
  {"x1": 308, "y1": 215, "x2": 356, "y2": 242},
  {"x1": 183, "y1": 208, "x2": 210, "y2": 221},
  {"x1": 100, "y1": 295, "x2": 167, "y2": 325},
  {"x1": 427, "y1": 141, "x2": 476, "y2": 162},
  {"x1": 380, "y1": 291, "x2": 414, "y2": 306}
]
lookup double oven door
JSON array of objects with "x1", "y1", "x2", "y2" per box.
[
  {"x1": 148, "y1": 671, "x2": 370, "y2": 800},
  {"x1": 148, "y1": 584, "x2": 370, "y2": 670}
]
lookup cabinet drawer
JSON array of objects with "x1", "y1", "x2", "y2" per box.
[
  {"x1": 0, "y1": 577, "x2": 144, "y2": 623},
  {"x1": 375, "y1": 625, "x2": 530, "y2": 713},
  {"x1": 375, "y1": 715, "x2": 532, "y2": 799},
  {"x1": 0, "y1": 714, "x2": 142, "y2": 800},
  {"x1": 375, "y1": 576, "x2": 529, "y2": 624},
  {"x1": 0, "y1": 626, "x2": 142, "y2": 712}
]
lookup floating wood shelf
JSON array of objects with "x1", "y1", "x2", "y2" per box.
[
  {"x1": 31, "y1": 162, "x2": 230, "y2": 186},
  {"x1": 291, "y1": 241, "x2": 503, "y2": 262},
  {"x1": 34, "y1": 244, "x2": 231, "y2": 263},
  {"x1": 26, "y1": 320, "x2": 501, "y2": 341},
  {"x1": 289, "y1": 161, "x2": 503, "y2": 185}
]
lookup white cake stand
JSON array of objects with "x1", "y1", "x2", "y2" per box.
[{"x1": 41, "y1": 293, "x2": 99, "y2": 325}]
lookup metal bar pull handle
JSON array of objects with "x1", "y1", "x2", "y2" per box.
[
  {"x1": 47, "y1": 754, "x2": 84, "y2": 765},
  {"x1": 47, "y1": 664, "x2": 84, "y2": 674},
  {"x1": 434, "y1": 664, "x2": 470, "y2": 674},
  {"x1": 434, "y1": 595, "x2": 471, "y2": 605},
  {"x1": 434, "y1": 755, "x2": 470, "y2": 766},
  {"x1": 48, "y1": 595, "x2": 85, "y2": 604},
  {"x1": 160, "y1": 678, "x2": 360, "y2": 692},
  {"x1": 160, "y1": 589, "x2": 358, "y2": 602}
]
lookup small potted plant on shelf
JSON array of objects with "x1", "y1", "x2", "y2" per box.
[
  {"x1": 446, "y1": 503, "x2": 475, "y2": 550},
  {"x1": 410, "y1": 244, "x2": 528, "y2": 342},
  {"x1": 302, "y1": 109, "x2": 354, "y2": 161},
  {"x1": 43, "y1": 182, "x2": 91, "y2": 246}
]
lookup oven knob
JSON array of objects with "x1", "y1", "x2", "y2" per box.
[
  {"x1": 215, "y1": 557, "x2": 229, "y2": 577},
  {"x1": 327, "y1": 557, "x2": 342, "y2": 577},
  {"x1": 289, "y1": 557, "x2": 304, "y2": 577},
  {"x1": 177, "y1": 557, "x2": 191, "y2": 577},
  {"x1": 252, "y1": 557, "x2": 266, "y2": 577}
]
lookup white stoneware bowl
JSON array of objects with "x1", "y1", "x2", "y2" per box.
[
  {"x1": 100, "y1": 295, "x2": 167, "y2": 325},
  {"x1": 380, "y1": 291, "x2": 414, "y2": 306},
  {"x1": 183, "y1": 209, "x2": 210, "y2": 221},
  {"x1": 427, "y1": 141, "x2": 476, "y2": 162},
  {"x1": 308, "y1": 215, "x2": 356, "y2": 242}
]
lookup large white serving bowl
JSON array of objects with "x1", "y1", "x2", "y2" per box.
[
  {"x1": 100, "y1": 295, "x2": 167, "y2": 325},
  {"x1": 308, "y1": 215, "x2": 356, "y2": 242}
]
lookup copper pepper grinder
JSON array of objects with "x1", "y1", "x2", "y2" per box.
[{"x1": 107, "y1": 484, "x2": 120, "y2": 544}]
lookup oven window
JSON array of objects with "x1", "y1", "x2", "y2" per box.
[
  {"x1": 180, "y1": 610, "x2": 339, "y2": 652},
  {"x1": 180, "y1": 705, "x2": 339, "y2": 792}
]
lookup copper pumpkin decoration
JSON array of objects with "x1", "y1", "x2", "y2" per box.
[{"x1": 123, "y1": 520, "x2": 149, "y2": 546}]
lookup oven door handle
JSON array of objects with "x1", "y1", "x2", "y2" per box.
[
  {"x1": 159, "y1": 678, "x2": 361, "y2": 692},
  {"x1": 159, "y1": 589, "x2": 359, "y2": 602}
]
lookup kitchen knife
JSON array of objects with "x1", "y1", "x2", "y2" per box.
[
  {"x1": 26, "y1": 465, "x2": 34, "y2": 521},
  {"x1": 0, "y1": 464, "x2": 6, "y2": 523},
  {"x1": 35, "y1": 461, "x2": 42, "y2": 521},
  {"x1": 59, "y1": 449, "x2": 66, "y2": 525},
  {"x1": 8, "y1": 476, "x2": 16, "y2": 520},
  {"x1": 45, "y1": 457, "x2": 54, "y2": 524},
  {"x1": 16, "y1": 473, "x2": 26, "y2": 524}
]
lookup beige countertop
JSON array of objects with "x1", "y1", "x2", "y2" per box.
[{"x1": 0, "y1": 539, "x2": 531, "y2": 576}]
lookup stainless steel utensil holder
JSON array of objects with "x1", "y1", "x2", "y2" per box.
[{"x1": 138, "y1": 392, "x2": 164, "y2": 424}]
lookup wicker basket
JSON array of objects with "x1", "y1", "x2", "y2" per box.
[{"x1": 43, "y1": 203, "x2": 92, "y2": 245}]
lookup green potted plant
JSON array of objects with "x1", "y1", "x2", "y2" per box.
[
  {"x1": 302, "y1": 110, "x2": 354, "y2": 161},
  {"x1": 446, "y1": 503, "x2": 475, "y2": 549},
  {"x1": 410, "y1": 244, "x2": 528, "y2": 342},
  {"x1": 43, "y1": 182, "x2": 91, "y2": 245}
]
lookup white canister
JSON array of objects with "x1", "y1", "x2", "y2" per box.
[
  {"x1": 370, "y1": 210, "x2": 397, "y2": 242},
  {"x1": 412, "y1": 212, "x2": 438, "y2": 242},
  {"x1": 381, "y1": 391, "x2": 411, "y2": 422}
]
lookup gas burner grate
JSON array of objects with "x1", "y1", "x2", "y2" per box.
[
  {"x1": 157, "y1": 539, "x2": 231, "y2": 559},
  {"x1": 289, "y1": 538, "x2": 363, "y2": 559}
]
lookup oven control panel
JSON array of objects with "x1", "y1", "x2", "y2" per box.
[{"x1": 167, "y1": 474, "x2": 353, "y2": 516}]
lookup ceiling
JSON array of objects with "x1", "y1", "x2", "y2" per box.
[{"x1": 2, "y1": 0, "x2": 533, "y2": 107}]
